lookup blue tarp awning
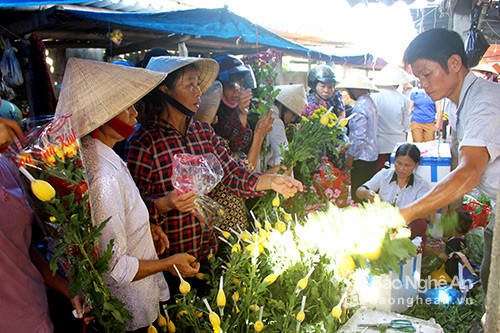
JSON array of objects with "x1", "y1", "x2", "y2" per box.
[
  {"x1": 0, "y1": 0, "x2": 88, "y2": 7},
  {"x1": 64, "y1": 7, "x2": 342, "y2": 62}
]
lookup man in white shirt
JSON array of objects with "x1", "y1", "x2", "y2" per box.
[
  {"x1": 400, "y1": 29, "x2": 500, "y2": 322},
  {"x1": 372, "y1": 65, "x2": 412, "y2": 172}
]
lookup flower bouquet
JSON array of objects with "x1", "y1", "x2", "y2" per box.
[
  {"x1": 242, "y1": 48, "x2": 282, "y2": 118},
  {"x1": 5, "y1": 115, "x2": 131, "y2": 332},
  {"x1": 252, "y1": 105, "x2": 347, "y2": 218},
  {"x1": 243, "y1": 49, "x2": 282, "y2": 171}
]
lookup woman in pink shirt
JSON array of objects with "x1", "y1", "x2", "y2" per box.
[{"x1": 0, "y1": 117, "x2": 88, "y2": 332}]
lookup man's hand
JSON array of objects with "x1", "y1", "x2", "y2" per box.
[
  {"x1": 166, "y1": 253, "x2": 200, "y2": 278},
  {"x1": 150, "y1": 223, "x2": 169, "y2": 255}
]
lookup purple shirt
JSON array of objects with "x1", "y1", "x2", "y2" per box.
[
  {"x1": 347, "y1": 94, "x2": 379, "y2": 162},
  {"x1": 0, "y1": 157, "x2": 52, "y2": 333}
]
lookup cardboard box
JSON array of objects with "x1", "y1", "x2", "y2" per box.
[
  {"x1": 391, "y1": 140, "x2": 451, "y2": 188},
  {"x1": 352, "y1": 253, "x2": 422, "y2": 313}
]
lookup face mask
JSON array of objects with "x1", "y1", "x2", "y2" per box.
[
  {"x1": 160, "y1": 89, "x2": 196, "y2": 117},
  {"x1": 107, "y1": 116, "x2": 136, "y2": 139}
]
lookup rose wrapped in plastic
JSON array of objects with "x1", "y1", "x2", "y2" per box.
[
  {"x1": 172, "y1": 153, "x2": 226, "y2": 227},
  {"x1": 5, "y1": 115, "x2": 130, "y2": 332}
]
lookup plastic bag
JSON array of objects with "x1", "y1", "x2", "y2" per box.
[
  {"x1": 419, "y1": 285, "x2": 467, "y2": 305},
  {"x1": 465, "y1": 226, "x2": 484, "y2": 265},
  {"x1": 172, "y1": 153, "x2": 226, "y2": 227},
  {"x1": 0, "y1": 37, "x2": 24, "y2": 87},
  {"x1": 422, "y1": 253, "x2": 445, "y2": 278},
  {"x1": 465, "y1": 5, "x2": 490, "y2": 68}
]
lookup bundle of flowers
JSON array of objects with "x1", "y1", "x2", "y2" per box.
[
  {"x1": 252, "y1": 105, "x2": 346, "y2": 218},
  {"x1": 242, "y1": 48, "x2": 282, "y2": 117},
  {"x1": 167, "y1": 198, "x2": 416, "y2": 332},
  {"x1": 6, "y1": 115, "x2": 130, "y2": 332},
  {"x1": 243, "y1": 49, "x2": 282, "y2": 171}
]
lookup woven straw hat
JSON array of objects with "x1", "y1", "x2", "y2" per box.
[
  {"x1": 193, "y1": 81, "x2": 223, "y2": 124},
  {"x1": 146, "y1": 56, "x2": 219, "y2": 94},
  {"x1": 275, "y1": 84, "x2": 307, "y2": 116},
  {"x1": 336, "y1": 75, "x2": 379, "y2": 92},
  {"x1": 55, "y1": 58, "x2": 167, "y2": 138},
  {"x1": 471, "y1": 63, "x2": 499, "y2": 77},
  {"x1": 373, "y1": 64, "x2": 413, "y2": 86}
]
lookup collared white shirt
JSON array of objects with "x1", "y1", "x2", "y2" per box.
[
  {"x1": 372, "y1": 87, "x2": 411, "y2": 154},
  {"x1": 455, "y1": 72, "x2": 500, "y2": 203},
  {"x1": 82, "y1": 136, "x2": 169, "y2": 331},
  {"x1": 361, "y1": 167, "x2": 431, "y2": 207},
  {"x1": 347, "y1": 93, "x2": 379, "y2": 162}
]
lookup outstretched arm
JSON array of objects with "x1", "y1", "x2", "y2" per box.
[
  {"x1": 255, "y1": 174, "x2": 303, "y2": 198},
  {"x1": 399, "y1": 146, "x2": 489, "y2": 225}
]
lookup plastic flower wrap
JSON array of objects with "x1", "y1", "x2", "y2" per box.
[
  {"x1": 172, "y1": 153, "x2": 226, "y2": 227},
  {"x1": 5, "y1": 115, "x2": 130, "y2": 332}
]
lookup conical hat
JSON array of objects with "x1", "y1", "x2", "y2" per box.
[
  {"x1": 146, "y1": 56, "x2": 219, "y2": 94},
  {"x1": 193, "y1": 81, "x2": 223, "y2": 124},
  {"x1": 373, "y1": 64, "x2": 413, "y2": 86},
  {"x1": 55, "y1": 58, "x2": 167, "y2": 138},
  {"x1": 471, "y1": 63, "x2": 499, "y2": 77},
  {"x1": 275, "y1": 84, "x2": 307, "y2": 116},
  {"x1": 336, "y1": 75, "x2": 379, "y2": 92}
]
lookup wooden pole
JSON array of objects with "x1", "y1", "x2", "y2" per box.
[{"x1": 485, "y1": 181, "x2": 500, "y2": 331}]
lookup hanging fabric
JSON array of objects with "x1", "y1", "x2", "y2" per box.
[{"x1": 19, "y1": 34, "x2": 56, "y2": 116}]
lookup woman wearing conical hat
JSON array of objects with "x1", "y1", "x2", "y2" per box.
[
  {"x1": 262, "y1": 84, "x2": 306, "y2": 171},
  {"x1": 372, "y1": 64, "x2": 413, "y2": 173},
  {"x1": 193, "y1": 81, "x2": 276, "y2": 233},
  {"x1": 336, "y1": 75, "x2": 379, "y2": 204},
  {"x1": 55, "y1": 58, "x2": 200, "y2": 332},
  {"x1": 125, "y1": 57, "x2": 303, "y2": 274}
]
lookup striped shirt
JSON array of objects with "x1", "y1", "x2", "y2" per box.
[{"x1": 126, "y1": 116, "x2": 264, "y2": 260}]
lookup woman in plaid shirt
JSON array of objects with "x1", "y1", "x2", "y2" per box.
[{"x1": 125, "y1": 57, "x2": 302, "y2": 275}]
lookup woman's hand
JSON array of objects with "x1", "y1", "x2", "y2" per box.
[
  {"x1": 238, "y1": 89, "x2": 253, "y2": 115},
  {"x1": 71, "y1": 294, "x2": 94, "y2": 325},
  {"x1": 265, "y1": 164, "x2": 292, "y2": 176},
  {"x1": 157, "y1": 190, "x2": 197, "y2": 213},
  {"x1": 166, "y1": 253, "x2": 200, "y2": 278},
  {"x1": 366, "y1": 190, "x2": 376, "y2": 203},
  {"x1": 344, "y1": 155, "x2": 354, "y2": 170},
  {"x1": 150, "y1": 223, "x2": 169, "y2": 255},
  {"x1": 254, "y1": 112, "x2": 274, "y2": 139},
  {"x1": 269, "y1": 174, "x2": 303, "y2": 198},
  {"x1": 0, "y1": 117, "x2": 23, "y2": 150}
]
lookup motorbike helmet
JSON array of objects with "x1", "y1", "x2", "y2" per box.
[
  {"x1": 307, "y1": 65, "x2": 337, "y2": 90},
  {"x1": 213, "y1": 54, "x2": 257, "y2": 89}
]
